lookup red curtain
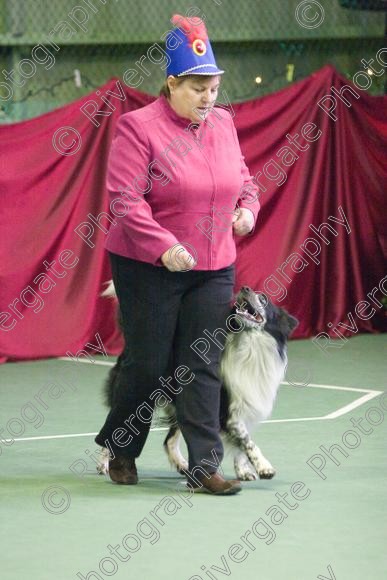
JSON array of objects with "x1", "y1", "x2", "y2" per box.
[{"x1": 0, "y1": 65, "x2": 386, "y2": 362}]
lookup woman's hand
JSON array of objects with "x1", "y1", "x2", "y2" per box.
[
  {"x1": 161, "y1": 243, "x2": 197, "y2": 272},
  {"x1": 232, "y1": 208, "x2": 255, "y2": 236}
]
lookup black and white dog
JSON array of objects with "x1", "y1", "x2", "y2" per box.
[{"x1": 97, "y1": 285, "x2": 298, "y2": 481}]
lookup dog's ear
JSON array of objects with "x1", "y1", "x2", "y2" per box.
[
  {"x1": 279, "y1": 309, "x2": 299, "y2": 336},
  {"x1": 287, "y1": 314, "x2": 299, "y2": 333}
]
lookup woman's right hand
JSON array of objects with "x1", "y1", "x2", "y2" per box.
[{"x1": 161, "y1": 243, "x2": 197, "y2": 272}]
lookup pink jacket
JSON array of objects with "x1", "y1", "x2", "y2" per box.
[{"x1": 105, "y1": 95, "x2": 259, "y2": 270}]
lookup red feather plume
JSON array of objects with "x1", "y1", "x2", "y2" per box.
[{"x1": 171, "y1": 14, "x2": 208, "y2": 46}]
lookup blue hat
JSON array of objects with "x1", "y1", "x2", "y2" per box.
[{"x1": 165, "y1": 14, "x2": 224, "y2": 77}]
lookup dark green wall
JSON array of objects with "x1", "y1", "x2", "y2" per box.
[{"x1": 0, "y1": 0, "x2": 384, "y2": 123}]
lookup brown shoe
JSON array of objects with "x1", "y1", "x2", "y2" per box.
[
  {"x1": 109, "y1": 457, "x2": 138, "y2": 485},
  {"x1": 188, "y1": 472, "x2": 241, "y2": 495}
]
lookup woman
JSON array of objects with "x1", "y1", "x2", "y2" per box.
[{"x1": 95, "y1": 15, "x2": 260, "y2": 495}]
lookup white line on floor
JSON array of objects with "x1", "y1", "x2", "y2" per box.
[
  {"x1": 10, "y1": 389, "x2": 383, "y2": 443},
  {"x1": 282, "y1": 381, "x2": 377, "y2": 393},
  {"x1": 324, "y1": 391, "x2": 382, "y2": 419},
  {"x1": 6, "y1": 359, "x2": 381, "y2": 443},
  {"x1": 56, "y1": 358, "x2": 384, "y2": 394},
  {"x1": 8, "y1": 427, "x2": 168, "y2": 443}
]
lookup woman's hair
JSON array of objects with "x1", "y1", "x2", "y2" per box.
[
  {"x1": 159, "y1": 74, "x2": 220, "y2": 98},
  {"x1": 159, "y1": 76, "x2": 185, "y2": 98}
]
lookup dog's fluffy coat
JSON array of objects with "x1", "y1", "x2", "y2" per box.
[{"x1": 98, "y1": 286, "x2": 298, "y2": 481}]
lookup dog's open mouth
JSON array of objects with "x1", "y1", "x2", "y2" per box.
[{"x1": 236, "y1": 307, "x2": 264, "y2": 324}]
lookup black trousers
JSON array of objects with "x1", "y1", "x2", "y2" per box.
[{"x1": 95, "y1": 253, "x2": 235, "y2": 474}]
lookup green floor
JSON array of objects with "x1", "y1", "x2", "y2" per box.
[{"x1": 1, "y1": 335, "x2": 386, "y2": 580}]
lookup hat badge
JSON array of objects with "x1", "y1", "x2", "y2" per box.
[{"x1": 192, "y1": 38, "x2": 207, "y2": 57}]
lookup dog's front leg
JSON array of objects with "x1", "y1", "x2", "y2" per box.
[
  {"x1": 226, "y1": 419, "x2": 276, "y2": 480},
  {"x1": 163, "y1": 426, "x2": 188, "y2": 474}
]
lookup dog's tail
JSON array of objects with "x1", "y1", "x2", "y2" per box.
[{"x1": 103, "y1": 354, "x2": 123, "y2": 407}]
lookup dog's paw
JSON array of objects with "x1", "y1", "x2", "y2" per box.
[
  {"x1": 235, "y1": 467, "x2": 258, "y2": 481},
  {"x1": 258, "y1": 465, "x2": 276, "y2": 479},
  {"x1": 96, "y1": 448, "x2": 110, "y2": 475},
  {"x1": 163, "y1": 436, "x2": 188, "y2": 475},
  {"x1": 96, "y1": 463, "x2": 109, "y2": 475},
  {"x1": 234, "y1": 455, "x2": 258, "y2": 481},
  {"x1": 175, "y1": 459, "x2": 189, "y2": 475},
  {"x1": 164, "y1": 448, "x2": 188, "y2": 475}
]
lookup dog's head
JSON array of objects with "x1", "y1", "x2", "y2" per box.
[
  {"x1": 234, "y1": 286, "x2": 267, "y2": 329},
  {"x1": 233, "y1": 286, "x2": 298, "y2": 339}
]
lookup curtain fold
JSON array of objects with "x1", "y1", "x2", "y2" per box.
[{"x1": 0, "y1": 65, "x2": 385, "y2": 361}]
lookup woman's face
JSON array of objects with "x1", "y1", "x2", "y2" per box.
[{"x1": 168, "y1": 75, "x2": 221, "y2": 123}]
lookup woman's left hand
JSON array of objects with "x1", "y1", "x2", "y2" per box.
[{"x1": 232, "y1": 208, "x2": 255, "y2": 236}]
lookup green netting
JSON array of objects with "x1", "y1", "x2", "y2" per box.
[{"x1": 0, "y1": 0, "x2": 385, "y2": 123}]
